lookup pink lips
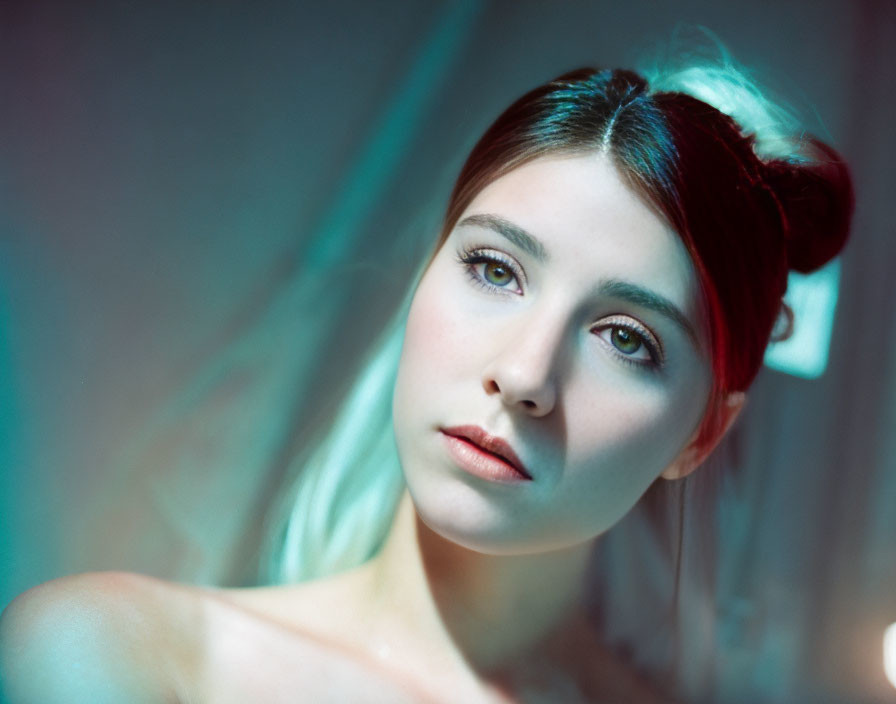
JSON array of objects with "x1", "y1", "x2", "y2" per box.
[{"x1": 440, "y1": 425, "x2": 532, "y2": 483}]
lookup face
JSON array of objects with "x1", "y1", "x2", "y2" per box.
[{"x1": 392, "y1": 152, "x2": 713, "y2": 555}]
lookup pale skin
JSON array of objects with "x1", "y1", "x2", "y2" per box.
[{"x1": 0, "y1": 152, "x2": 744, "y2": 703}]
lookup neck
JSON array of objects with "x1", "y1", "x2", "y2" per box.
[{"x1": 361, "y1": 489, "x2": 596, "y2": 675}]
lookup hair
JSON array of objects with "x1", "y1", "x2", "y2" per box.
[{"x1": 263, "y1": 42, "x2": 853, "y2": 585}]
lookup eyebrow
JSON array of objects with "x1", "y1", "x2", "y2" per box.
[
  {"x1": 598, "y1": 278, "x2": 700, "y2": 347},
  {"x1": 457, "y1": 213, "x2": 549, "y2": 262},
  {"x1": 457, "y1": 212, "x2": 699, "y2": 346}
]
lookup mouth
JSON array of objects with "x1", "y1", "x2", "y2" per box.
[{"x1": 440, "y1": 425, "x2": 532, "y2": 481}]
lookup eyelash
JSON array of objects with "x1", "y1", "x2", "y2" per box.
[
  {"x1": 591, "y1": 316, "x2": 665, "y2": 371},
  {"x1": 456, "y1": 246, "x2": 525, "y2": 295},
  {"x1": 456, "y1": 245, "x2": 665, "y2": 371}
]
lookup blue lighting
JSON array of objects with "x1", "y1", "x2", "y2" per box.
[{"x1": 764, "y1": 259, "x2": 841, "y2": 379}]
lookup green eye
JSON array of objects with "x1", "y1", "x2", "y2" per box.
[
  {"x1": 456, "y1": 247, "x2": 523, "y2": 295},
  {"x1": 592, "y1": 318, "x2": 663, "y2": 370},
  {"x1": 483, "y1": 261, "x2": 514, "y2": 287},
  {"x1": 610, "y1": 327, "x2": 643, "y2": 355}
]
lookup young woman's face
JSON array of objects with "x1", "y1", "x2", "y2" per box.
[{"x1": 392, "y1": 153, "x2": 713, "y2": 555}]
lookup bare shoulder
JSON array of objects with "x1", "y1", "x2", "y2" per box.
[{"x1": 0, "y1": 571, "x2": 197, "y2": 704}]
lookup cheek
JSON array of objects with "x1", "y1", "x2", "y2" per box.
[
  {"x1": 393, "y1": 270, "x2": 466, "y2": 426},
  {"x1": 573, "y1": 380, "x2": 704, "y2": 464},
  {"x1": 554, "y1": 377, "x2": 708, "y2": 532},
  {"x1": 397, "y1": 266, "x2": 479, "y2": 384},
  {"x1": 407, "y1": 290, "x2": 451, "y2": 357},
  {"x1": 566, "y1": 388, "x2": 675, "y2": 480}
]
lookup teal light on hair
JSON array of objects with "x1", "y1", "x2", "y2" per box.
[
  {"x1": 641, "y1": 26, "x2": 805, "y2": 160},
  {"x1": 270, "y1": 305, "x2": 408, "y2": 583},
  {"x1": 263, "y1": 4, "x2": 483, "y2": 584}
]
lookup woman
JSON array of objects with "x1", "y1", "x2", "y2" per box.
[{"x1": 0, "y1": 48, "x2": 853, "y2": 703}]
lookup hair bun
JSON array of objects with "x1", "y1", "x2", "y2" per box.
[{"x1": 764, "y1": 138, "x2": 854, "y2": 273}]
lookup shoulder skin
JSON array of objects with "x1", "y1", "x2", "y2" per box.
[{"x1": 0, "y1": 571, "x2": 195, "y2": 704}]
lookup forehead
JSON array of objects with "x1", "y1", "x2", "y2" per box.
[{"x1": 461, "y1": 153, "x2": 699, "y2": 316}]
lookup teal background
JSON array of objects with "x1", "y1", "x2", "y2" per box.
[{"x1": 2, "y1": 1, "x2": 895, "y2": 701}]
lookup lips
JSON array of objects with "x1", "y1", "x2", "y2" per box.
[{"x1": 440, "y1": 425, "x2": 531, "y2": 479}]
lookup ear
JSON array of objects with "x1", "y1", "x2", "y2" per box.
[{"x1": 660, "y1": 392, "x2": 746, "y2": 480}]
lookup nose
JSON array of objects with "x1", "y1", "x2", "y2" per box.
[{"x1": 481, "y1": 320, "x2": 564, "y2": 418}]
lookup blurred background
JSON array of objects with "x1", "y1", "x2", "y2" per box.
[{"x1": 1, "y1": 1, "x2": 894, "y2": 702}]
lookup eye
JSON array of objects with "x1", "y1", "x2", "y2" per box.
[
  {"x1": 608, "y1": 327, "x2": 646, "y2": 356},
  {"x1": 456, "y1": 247, "x2": 524, "y2": 295},
  {"x1": 481, "y1": 260, "x2": 515, "y2": 287},
  {"x1": 592, "y1": 316, "x2": 664, "y2": 369}
]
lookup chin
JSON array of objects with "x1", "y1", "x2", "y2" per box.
[
  {"x1": 406, "y1": 477, "x2": 519, "y2": 553},
  {"x1": 405, "y1": 477, "x2": 585, "y2": 556}
]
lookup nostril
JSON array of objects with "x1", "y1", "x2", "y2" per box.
[{"x1": 522, "y1": 400, "x2": 537, "y2": 409}]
